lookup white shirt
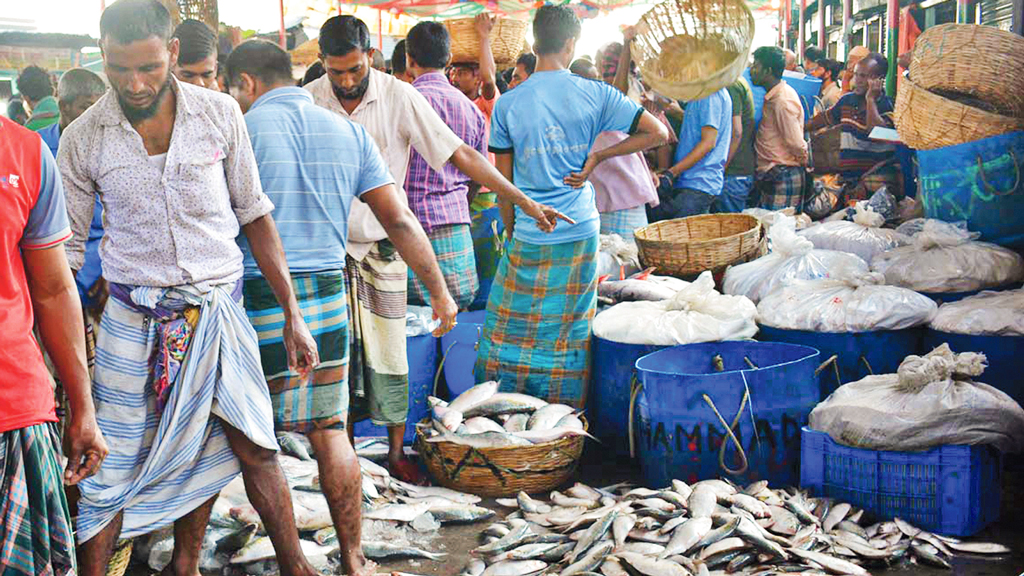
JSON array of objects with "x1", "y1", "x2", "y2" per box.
[
  {"x1": 305, "y1": 69, "x2": 463, "y2": 260},
  {"x1": 59, "y1": 77, "x2": 273, "y2": 289}
]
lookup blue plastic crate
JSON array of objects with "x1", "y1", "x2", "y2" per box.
[{"x1": 800, "y1": 427, "x2": 1002, "y2": 537}]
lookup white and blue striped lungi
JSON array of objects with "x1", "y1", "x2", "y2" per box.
[
  {"x1": 75, "y1": 284, "x2": 278, "y2": 543},
  {"x1": 599, "y1": 205, "x2": 649, "y2": 242}
]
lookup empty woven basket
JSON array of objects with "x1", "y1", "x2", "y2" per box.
[
  {"x1": 446, "y1": 18, "x2": 529, "y2": 68},
  {"x1": 635, "y1": 213, "x2": 762, "y2": 278},
  {"x1": 630, "y1": 0, "x2": 755, "y2": 102},
  {"x1": 894, "y1": 76, "x2": 1024, "y2": 150},
  {"x1": 161, "y1": 0, "x2": 218, "y2": 32}
]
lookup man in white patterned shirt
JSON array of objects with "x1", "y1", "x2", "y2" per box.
[{"x1": 58, "y1": 2, "x2": 324, "y2": 575}]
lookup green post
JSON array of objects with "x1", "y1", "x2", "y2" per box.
[{"x1": 886, "y1": 0, "x2": 899, "y2": 96}]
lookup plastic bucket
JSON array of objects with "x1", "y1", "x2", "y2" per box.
[
  {"x1": 634, "y1": 341, "x2": 820, "y2": 488},
  {"x1": 588, "y1": 337, "x2": 665, "y2": 458},
  {"x1": 923, "y1": 329, "x2": 1024, "y2": 408},
  {"x1": 757, "y1": 326, "x2": 924, "y2": 399},
  {"x1": 918, "y1": 131, "x2": 1024, "y2": 250},
  {"x1": 353, "y1": 334, "x2": 438, "y2": 444},
  {"x1": 742, "y1": 68, "x2": 821, "y2": 124},
  {"x1": 439, "y1": 310, "x2": 487, "y2": 399}
]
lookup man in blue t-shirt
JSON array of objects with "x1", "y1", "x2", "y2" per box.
[
  {"x1": 225, "y1": 39, "x2": 456, "y2": 576},
  {"x1": 475, "y1": 4, "x2": 669, "y2": 407},
  {"x1": 651, "y1": 87, "x2": 733, "y2": 220}
]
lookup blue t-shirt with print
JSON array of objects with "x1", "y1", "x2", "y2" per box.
[
  {"x1": 489, "y1": 70, "x2": 643, "y2": 245},
  {"x1": 673, "y1": 88, "x2": 733, "y2": 196}
]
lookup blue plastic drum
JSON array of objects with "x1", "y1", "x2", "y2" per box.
[
  {"x1": 439, "y1": 310, "x2": 487, "y2": 399},
  {"x1": 634, "y1": 341, "x2": 820, "y2": 488},
  {"x1": 588, "y1": 337, "x2": 665, "y2": 458},
  {"x1": 923, "y1": 329, "x2": 1024, "y2": 408},
  {"x1": 353, "y1": 333, "x2": 438, "y2": 444},
  {"x1": 757, "y1": 326, "x2": 924, "y2": 398}
]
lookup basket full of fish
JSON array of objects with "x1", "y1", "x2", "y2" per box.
[
  {"x1": 415, "y1": 382, "x2": 591, "y2": 497},
  {"x1": 458, "y1": 478, "x2": 1011, "y2": 576}
]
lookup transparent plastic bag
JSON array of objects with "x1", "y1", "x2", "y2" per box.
[
  {"x1": 809, "y1": 344, "x2": 1024, "y2": 452},
  {"x1": 871, "y1": 219, "x2": 1024, "y2": 293},
  {"x1": 757, "y1": 269, "x2": 937, "y2": 332},
  {"x1": 798, "y1": 203, "x2": 910, "y2": 262},
  {"x1": 593, "y1": 271, "x2": 758, "y2": 345},
  {"x1": 742, "y1": 207, "x2": 811, "y2": 232},
  {"x1": 597, "y1": 233, "x2": 641, "y2": 279},
  {"x1": 723, "y1": 215, "x2": 870, "y2": 304},
  {"x1": 930, "y1": 288, "x2": 1024, "y2": 337}
]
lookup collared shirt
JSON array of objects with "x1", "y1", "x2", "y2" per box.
[
  {"x1": 305, "y1": 70, "x2": 464, "y2": 259},
  {"x1": 25, "y1": 95, "x2": 60, "y2": 131},
  {"x1": 405, "y1": 71, "x2": 487, "y2": 231},
  {"x1": 0, "y1": 117, "x2": 71, "y2": 433},
  {"x1": 58, "y1": 77, "x2": 273, "y2": 290},
  {"x1": 755, "y1": 81, "x2": 808, "y2": 172},
  {"x1": 824, "y1": 92, "x2": 897, "y2": 181},
  {"x1": 239, "y1": 86, "x2": 393, "y2": 278}
]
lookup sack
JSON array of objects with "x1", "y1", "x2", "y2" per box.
[
  {"x1": 930, "y1": 288, "x2": 1024, "y2": 337},
  {"x1": 809, "y1": 344, "x2": 1024, "y2": 452},
  {"x1": 742, "y1": 208, "x2": 811, "y2": 231},
  {"x1": 597, "y1": 234, "x2": 641, "y2": 280},
  {"x1": 757, "y1": 269, "x2": 936, "y2": 332},
  {"x1": 723, "y1": 215, "x2": 869, "y2": 304},
  {"x1": 593, "y1": 271, "x2": 758, "y2": 345},
  {"x1": 870, "y1": 219, "x2": 1024, "y2": 293},
  {"x1": 798, "y1": 203, "x2": 910, "y2": 262}
]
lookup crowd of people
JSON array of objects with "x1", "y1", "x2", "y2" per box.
[{"x1": 0, "y1": 1, "x2": 908, "y2": 575}]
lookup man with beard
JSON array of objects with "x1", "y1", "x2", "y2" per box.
[
  {"x1": 57, "y1": 2, "x2": 324, "y2": 575},
  {"x1": 305, "y1": 15, "x2": 565, "y2": 483}
]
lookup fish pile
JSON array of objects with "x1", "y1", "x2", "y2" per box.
[
  {"x1": 423, "y1": 381, "x2": 592, "y2": 448},
  {"x1": 135, "y1": 438, "x2": 496, "y2": 574},
  {"x1": 458, "y1": 478, "x2": 1010, "y2": 576},
  {"x1": 597, "y1": 268, "x2": 690, "y2": 306}
]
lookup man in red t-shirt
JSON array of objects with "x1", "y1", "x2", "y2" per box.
[{"x1": 0, "y1": 115, "x2": 107, "y2": 576}]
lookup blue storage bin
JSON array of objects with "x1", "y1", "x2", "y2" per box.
[
  {"x1": 922, "y1": 329, "x2": 1024, "y2": 409},
  {"x1": 743, "y1": 68, "x2": 821, "y2": 125},
  {"x1": 354, "y1": 333, "x2": 437, "y2": 444},
  {"x1": 634, "y1": 341, "x2": 820, "y2": 488},
  {"x1": 589, "y1": 337, "x2": 664, "y2": 458},
  {"x1": 439, "y1": 310, "x2": 487, "y2": 399},
  {"x1": 757, "y1": 326, "x2": 924, "y2": 399},
  {"x1": 800, "y1": 427, "x2": 1002, "y2": 537},
  {"x1": 920, "y1": 282, "x2": 1023, "y2": 305}
]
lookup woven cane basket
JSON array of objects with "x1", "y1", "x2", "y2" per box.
[
  {"x1": 910, "y1": 23, "x2": 1024, "y2": 118},
  {"x1": 105, "y1": 539, "x2": 133, "y2": 576},
  {"x1": 446, "y1": 18, "x2": 529, "y2": 68},
  {"x1": 630, "y1": 0, "x2": 755, "y2": 102},
  {"x1": 161, "y1": 0, "x2": 219, "y2": 32},
  {"x1": 894, "y1": 76, "x2": 1024, "y2": 150},
  {"x1": 635, "y1": 214, "x2": 762, "y2": 278},
  {"x1": 414, "y1": 418, "x2": 587, "y2": 497}
]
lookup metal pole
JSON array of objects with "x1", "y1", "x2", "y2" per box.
[
  {"x1": 956, "y1": 0, "x2": 971, "y2": 22},
  {"x1": 278, "y1": 0, "x2": 287, "y2": 49},
  {"x1": 886, "y1": 0, "x2": 899, "y2": 96},
  {"x1": 100, "y1": 0, "x2": 106, "y2": 9},
  {"x1": 779, "y1": 1, "x2": 785, "y2": 46},
  {"x1": 818, "y1": 0, "x2": 827, "y2": 49},
  {"x1": 842, "y1": 0, "x2": 852, "y2": 59},
  {"x1": 785, "y1": 0, "x2": 792, "y2": 49},
  {"x1": 377, "y1": 10, "x2": 383, "y2": 50},
  {"x1": 1014, "y1": 0, "x2": 1023, "y2": 34},
  {"x1": 799, "y1": 0, "x2": 807, "y2": 61}
]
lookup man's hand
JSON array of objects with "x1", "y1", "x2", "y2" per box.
[
  {"x1": 866, "y1": 77, "x2": 884, "y2": 100},
  {"x1": 564, "y1": 153, "x2": 602, "y2": 188},
  {"x1": 64, "y1": 411, "x2": 108, "y2": 485},
  {"x1": 623, "y1": 25, "x2": 637, "y2": 42},
  {"x1": 283, "y1": 314, "x2": 320, "y2": 377},
  {"x1": 87, "y1": 277, "x2": 109, "y2": 316},
  {"x1": 475, "y1": 13, "x2": 494, "y2": 38},
  {"x1": 520, "y1": 201, "x2": 575, "y2": 233},
  {"x1": 430, "y1": 292, "x2": 459, "y2": 337}
]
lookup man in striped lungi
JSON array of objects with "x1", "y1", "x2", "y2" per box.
[
  {"x1": 58, "y1": 2, "x2": 325, "y2": 575},
  {"x1": 225, "y1": 39, "x2": 459, "y2": 576}
]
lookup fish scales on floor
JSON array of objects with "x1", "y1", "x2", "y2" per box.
[
  {"x1": 467, "y1": 478, "x2": 1010, "y2": 576},
  {"x1": 423, "y1": 382, "x2": 593, "y2": 447}
]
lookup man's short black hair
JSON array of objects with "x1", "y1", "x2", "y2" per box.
[
  {"x1": 225, "y1": 39, "x2": 295, "y2": 89},
  {"x1": 822, "y1": 58, "x2": 844, "y2": 82},
  {"x1": 100, "y1": 0, "x2": 172, "y2": 45},
  {"x1": 16, "y1": 65, "x2": 53, "y2": 102},
  {"x1": 517, "y1": 52, "x2": 537, "y2": 74},
  {"x1": 533, "y1": 5, "x2": 581, "y2": 56},
  {"x1": 174, "y1": 19, "x2": 218, "y2": 65},
  {"x1": 406, "y1": 21, "x2": 450, "y2": 70},
  {"x1": 302, "y1": 61, "x2": 325, "y2": 86},
  {"x1": 861, "y1": 52, "x2": 889, "y2": 77},
  {"x1": 753, "y1": 46, "x2": 785, "y2": 80},
  {"x1": 319, "y1": 15, "x2": 370, "y2": 57},
  {"x1": 391, "y1": 40, "x2": 408, "y2": 75},
  {"x1": 804, "y1": 46, "x2": 825, "y2": 64}
]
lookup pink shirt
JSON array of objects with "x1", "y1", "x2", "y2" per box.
[{"x1": 591, "y1": 131, "x2": 659, "y2": 213}]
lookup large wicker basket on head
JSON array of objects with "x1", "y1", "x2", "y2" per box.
[
  {"x1": 445, "y1": 17, "x2": 529, "y2": 69},
  {"x1": 161, "y1": 0, "x2": 219, "y2": 32},
  {"x1": 894, "y1": 76, "x2": 1024, "y2": 150},
  {"x1": 635, "y1": 214, "x2": 762, "y2": 278},
  {"x1": 414, "y1": 418, "x2": 587, "y2": 497},
  {"x1": 630, "y1": 0, "x2": 755, "y2": 102},
  {"x1": 910, "y1": 23, "x2": 1024, "y2": 118}
]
